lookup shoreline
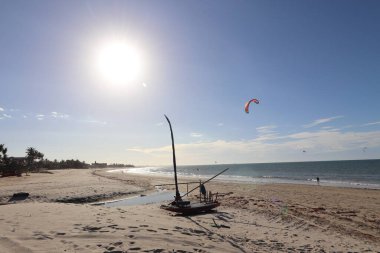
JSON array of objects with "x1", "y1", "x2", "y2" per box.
[
  {"x1": 1, "y1": 169, "x2": 379, "y2": 252},
  {"x1": 106, "y1": 167, "x2": 380, "y2": 191}
]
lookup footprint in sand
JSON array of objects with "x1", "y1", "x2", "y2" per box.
[
  {"x1": 189, "y1": 229, "x2": 207, "y2": 235},
  {"x1": 109, "y1": 225, "x2": 126, "y2": 231},
  {"x1": 129, "y1": 247, "x2": 142, "y2": 251},
  {"x1": 33, "y1": 231, "x2": 53, "y2": 240},
  {"x1": 105, "y1": 246, "x2": 115, "y2": 251},
  {"x1": 193, "y1": 248, "x2": 207, "y2": 253},
  {"x1": 82, "y1": 225, "x2": 103, "y2": 232}
]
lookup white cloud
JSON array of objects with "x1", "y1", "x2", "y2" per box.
[
  {"x1": 126, "y1": 128, "x2": 380, "y2": 165},
  {"x1": 363, "y1": 121, "x2": 380, "y2": 127},
  {"x1": 303, "y1": 116, "x2": 343, "y2": 128},
  {"x1": 254, "y1": 125, "x2": 282, "y2": 142},
  {"x1": 36, "y1": 114, "x2": 45, "y2": 120},
  {"x1": 256, "y1": 125, "x2": 277, "y2": 134},
  {"x1": 81, "y1": 119, "x2": 107, "y2": 125},
  {"x1": 156, "y1": 122, "x2": 164, "y2": 127},
  {"x1": 127, "y1": 145, "x2": 171, "y2": 154},
  {"x1": 0, "y1": 107, "x2": 4, "y2": 112},
  {"x1": 51, "y1": 111, "x2": 69, "y2": 119},
  {"x1": 2, "y1": 114, "x2": 11, "y2": 118},
  {"x1": 190, "y1": 132, "x2": 203, "y2": 138},
  {"x1": 217, "y1": 123, "x2": 224, "y2": 127}
]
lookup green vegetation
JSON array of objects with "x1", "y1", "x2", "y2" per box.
[{"x1": 0, "y1": 144, "x2": 90, "y2": 177}]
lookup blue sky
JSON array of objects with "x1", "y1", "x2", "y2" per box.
[{"x1": 1, "y1": 0, "x2": 379, "y2": 165}]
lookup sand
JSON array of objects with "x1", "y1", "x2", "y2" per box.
[{"x1": 0, "y1": 169, "x2": 379, "y2": 253}]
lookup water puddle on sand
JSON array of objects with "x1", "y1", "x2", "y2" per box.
[{"x1": 100, "y1": 191, "x2": 177, "y2": 207}]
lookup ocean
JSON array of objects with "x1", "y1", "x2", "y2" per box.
[{"x1": 107, "y1": 159, "x2": 380, "y2": 189}]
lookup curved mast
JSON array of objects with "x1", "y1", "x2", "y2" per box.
[{"x1": 164, "y1": 115, "x2": 181, "y2": 202}]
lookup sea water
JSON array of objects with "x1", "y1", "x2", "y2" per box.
[{"x1": 108, "y1": 159, "x2": 380, "y2": 189}]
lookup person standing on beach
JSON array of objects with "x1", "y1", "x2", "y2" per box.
[{"x1": 317, "y1": 177, "x2": 320, "y2": 185}]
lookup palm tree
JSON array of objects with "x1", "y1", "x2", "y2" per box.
[
  {"x1": 0, "y1": 144, "x2": 8, "y2": 161},
  {"x1": 26, "y1": 147, "x2": 44, "y2": 173},
  {"x1": 0, "y1": 144, "x2": 19, "y2": 177},
  {"x1": 0, "y1": 144, "x2": 7, "y2": 176}
]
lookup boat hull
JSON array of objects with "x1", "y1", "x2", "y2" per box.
[{"x1": 160, "y1": 201, "x2": 220, "y2": 214}]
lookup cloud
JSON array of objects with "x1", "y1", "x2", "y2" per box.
[
  {"x1": 190, "y1": 132, "x2": 203, "y2": 138},
  {"x1": 81, "y1": 119, "x2": 107, "y2": 125},
  {"x1": 303, "y1": 116, "x2": 343, "y2": 128},
  {"x1": 363, "y1": 121, "x2": 380, "y2": 127},
  {"x1": 127, "y1": 145, "x2": 171, "y2": 154},
  {"x1": 285, "y1": 129, "x2": 380, "y2": 152},
  {"x1": 217, "y1": 123, "x2": 224, "y2": 127},
  {"x1": 256, "y1": 125, "x2": 277, "y2": 134},
  {"x1": 155, "y1": 122, "x2": 164, "y2": 127},
  {"x1": 254, "y1": 125, "x2": 282, "y2": 142},
  {"x1": 36, "y1": 114, "x2": 45, "y2": 120},
  {"x1": 51, "y1": 111, "x2": 69, "y2": 119},
  {"x1": 2, "y1": 114, "x2": 11, "y2": 118},
  {"x1": 0, "y1": 107, "x2": 4, "y2": 112},
  {"x1": 126, "y1": 128, "x2": 380, "y2": 165}
]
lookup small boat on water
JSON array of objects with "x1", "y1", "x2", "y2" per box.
[{"x1": 160, "y1": 115, "x2": 227, "y2": 215}]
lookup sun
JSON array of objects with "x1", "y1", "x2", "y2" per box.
[{"x1": 95, "y1": 40, "x2": 143, "y2": 86}]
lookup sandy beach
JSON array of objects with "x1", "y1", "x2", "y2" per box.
[{"x1": 0, "y1": 169, "x2": 379, "y2": 253}]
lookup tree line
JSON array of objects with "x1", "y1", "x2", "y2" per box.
[{"x1": 0, "y1": 144, "x2": 89, "y2": 177}]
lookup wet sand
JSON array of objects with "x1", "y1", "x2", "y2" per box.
[{"x1": 0, "y1": 169, "x2": 379, "y2": 252}]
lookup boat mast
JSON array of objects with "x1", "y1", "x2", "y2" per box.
[{"x1": 164, "y1": 115, "x2": 181, "y2": 202}]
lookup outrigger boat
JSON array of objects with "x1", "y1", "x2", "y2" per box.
[{"x1": 160, "y1": 115, "x2": 228, "y2": 214}]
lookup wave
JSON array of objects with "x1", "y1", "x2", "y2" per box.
[{"x1": 106, "y1": 164, "x2": 380, "y2": 190}]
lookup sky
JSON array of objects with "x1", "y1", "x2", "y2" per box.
[{"x1": 1, "y1": 0, "x2": 379, "y2": 165}]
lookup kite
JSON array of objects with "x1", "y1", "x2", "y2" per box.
[{"x1": 245, "y1": 98, "x2": 259, "y2": 113}]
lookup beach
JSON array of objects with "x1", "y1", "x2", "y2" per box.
[{"x1": 0, "y1": 169, "x2": 379, "y2": 253}]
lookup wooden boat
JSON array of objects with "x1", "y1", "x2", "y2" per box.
[
  {"x1": 161, "y1": 201, "x2": 220, "y2": 214},
  {"x1": 160, "y1": 115, "x2": 226, "y2": 215}
]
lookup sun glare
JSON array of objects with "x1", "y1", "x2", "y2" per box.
[{"x1": 95, "y1": 40, "x2": 143, "y2": 86}]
